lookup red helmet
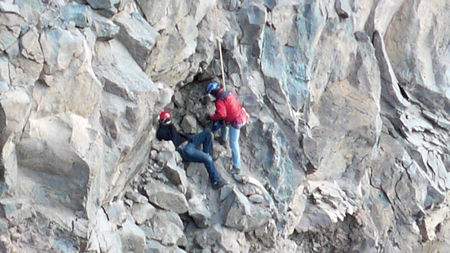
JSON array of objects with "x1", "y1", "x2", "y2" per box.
[{"x1": 159, "y1": 110, "x2": 171, "y2": 122}]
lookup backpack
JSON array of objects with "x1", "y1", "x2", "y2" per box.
[
  {"x1": 232, "y1": 107, "x2": 250, "y2": 129},
  {"x1": 219, "y1": 91, "x2": 250, "y2": 128}
]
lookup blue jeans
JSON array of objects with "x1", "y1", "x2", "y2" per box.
[
  {"x1": 221, "y1": 125, "x2": 241, "y2": 169},
  {"x1": 178, "y1": 130, "x2": 223, "y2": 184}
]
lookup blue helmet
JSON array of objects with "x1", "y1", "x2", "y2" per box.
[{"x1": 206, "y1": 82, "x2": 220, "y2": 94}]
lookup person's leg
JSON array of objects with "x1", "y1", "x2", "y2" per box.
[
  {"x1": 191, "y1": 129, "x2": 213, "y2": 153},
  {"x1": 220, "y1": 125, "x2": 229, "y2": 143},
  {"x1": 181, "y1": 143, "x2": 223, "y2": 184},
  {"x1": 229, "y1": 126, "x2": 241, "y2": 169}
]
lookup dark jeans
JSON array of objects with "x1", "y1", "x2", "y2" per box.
[{"x1": 178, "y1": 130, "x2": 222, "y2": 184}]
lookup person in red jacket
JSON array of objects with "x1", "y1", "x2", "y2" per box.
[{"x1": 206, "y1": 82, "x2": 248, "y2": 175}]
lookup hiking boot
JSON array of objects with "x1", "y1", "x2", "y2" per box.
[
  {"x1": 218, "y1": 138, "x2": 227, "y2": 146},
  {"x1": 212, "y1": 180, "x2": 226, "y2": 190},
  {"x1": 209, "y1": 152, "x2": 219, "y2": 161},
  {"x1": 231, "y1": 167, "x2": 240, "y2": 175}
]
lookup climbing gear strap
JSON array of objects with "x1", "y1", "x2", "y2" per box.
[
  {"x1": 218, "y1": 91, "x2": 231, "y2": 101},
  {"x1": 214, "y1": 7, "x2": 226, "y2": 91}
]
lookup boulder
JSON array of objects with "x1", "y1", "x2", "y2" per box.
[
  {"x1": 114, "y1": 11, "x2": 159, "y2": 70},
  {"x1": 144, "y1": 210, "x2": 185, "y2": 246},
  {"x1": 131, "y1": 202, "x2": 156, "y2": 225},
  {"x1": 88, "y1": 209, "x2": 122, "y2": 252},
  {"x1": 254, "y1": 219, "x2": 278, "y2": 248},
  {"x1": 86, "y1": 0, "x2": 119, "y2": 17},
  {"x1": 125, "y1": 190, "x2": 148, "y2": 204},
  {"x1": 119, "y1": 219, "x2": 146, "y2": 253},
  {"x1": 188, "y1": 192, "x2": 211, "y2": 228},
  {"x1": 0, "y1": 4, "x2": 24, "y2": 52},
  {"x1": 194, "y1": 228, "x2": 220, "y2": 249},
  {"x1": 238, "y1": 3, "x2": 266, "y2": 44},
  {"x1": 180, "y1": 114, "x2": 197, "y2": 134},
  {"x1": 143, "y1": 179, "x2": 189, "y2": 214},
  {"x1": 296, "y1": 181, "x2": 357, "y2": 232},
  {"x1": 103, "y1": 200, "x2": 128, "y2": 226},
  {"x1": 335, "y1": 0, "x2": 350, "y2": 19},
  {"x1": 163, "y1": 159, "x2": 189, "y2": 192},
  {"x1": 145, "y1": 240, "x2": 186, "y2": 253},
  {"x1": 63, "y1": 3, "x2": 92, "y2": 28},
  {"x1": 91, "y1": 13, "x2": 120, "y2": 40},
  {"x1": 224, "y1": 187, "x2": 272, "y2": 232}
]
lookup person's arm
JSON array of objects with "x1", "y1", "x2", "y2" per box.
[
  {"x1": 156, "y1": 123, "x2": 173, "y2": 141},
  {"x1": 171, "y1": 124, "x2": 192, "y2": 142},
  {"x1": 179, "y1": 132, "x2": 193, "y2": 142},
  {"x1": 156, "y1": 125, "x2": 164, "y2": 141},
  {"x1": 210, "y1": 100, "x2": 227, "y2": 121}
]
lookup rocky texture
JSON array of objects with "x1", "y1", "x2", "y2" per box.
[{"x1": 0, "y1": 0, "x2": 448, "y2": 252}]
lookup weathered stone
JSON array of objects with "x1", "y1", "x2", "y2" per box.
[
  {"x1": 0, "y1": 10, "x2": 23, "y2": 52},
  {"x1": 91, "y1": 13, "x2": 119, "y2": 40},
  {"x1": 20, "y1": 27, "x2": 44, "y2": 64},
  {"x1": 143, "y1": 179, "x2": 189, "y2": 214},
  {"x1": 136, "y1": 0, "x2": 189, "y2": 31},
  {"x1": 144, "y1": 210, "x2": 184, "y2": 246},
  {"x1": 156, "y1": 150, "x2": 179, "y2": 170},
  {"x1": 284, "y1": 185, "x2": 306, "y2": 236},
  {"x1": 88, "y1": 209, "x2": 123, "y2": 252},
  {"x1": 194, "y1": 228, "x2": 220, "y2": 248},
  {"x1": 254, "y1": 219, "x2": 278, "y2": 248},
  {"x1": 248, "y1": 194, "x2": 264, "y2": 204},
  {"x1": 335, "y1": 0, "x2": 350, "y2": 19},
  {"x1": 103, "y1": 200, "x2": 128, "y2": 226},
  {"x1": 0, "y1": 1, "x2": 21, "y2": 14},
  {"x1": 152, "y1": 139, "x2": 176, "y2": 153},
  {"x1": 39, "y1": 28, "x2": 102, "y2": 118},
  {"x1": 164, "y1": 159, "x2": 189, "y2": 191},
  {"x1": 9, "y1": 25, "x2": 43, "y2": 86},
  {"x1": 131, "y1": 202, "x2": 156, "y2": 225},
  {"x1": 63, "y1": 3, "x2": 92, "y2": 28},
  {"x1": 212, "y1": 225, "x2": 250, "y2": 253},
  {"x1": 224, "y1": 187, "x2": 272, "y2": 232},
  {"x1": 145, "y1": 240, "x2": 186, "y2": 253},
  {"x1": 11, "y1": 114, "x2": 94, "y2": 212},
  {"x1": 0, "y1": 201, "x2": 32, "y2": 226},
  {"x1": 0, "y1": 0, "x2": 449, "y2": 252},
  {"x1": 86, "y1": 0, "x2": 119, "y2": 17},
  {"x1": 114, "y1": 11, "x2": 159, "y2": 70},
  {"x1": 180, "y1": 114, "x2": 197, "y2": 134},
  {"x1": 0, "y1": 56, "x2": 8, "y2": 90},
  {"x1": 0, "y1": 88, "x2": 32, "y2": 136},
  {"x1": 238, "y1": 3, "x2": 266, "y2": 45},
  {"x1": 296, "y1": 181, "x2": 356, "y2": 232},
  {"x1": 125, "y1": 190, "x2": 147, "y2": 204},
  {"x1": 154, "y1": 81, "x2": 175, "y2": 110},
  {"x1": 188, "y1": 193, "x2": 211, "y2": 228},
  {"x1": 119, "y1": 219, "x2": 146, "y2": 253}
]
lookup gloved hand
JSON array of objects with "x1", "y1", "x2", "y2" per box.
[{"x1": 211, "y1": 121, "x2": 222, "y2": 132}]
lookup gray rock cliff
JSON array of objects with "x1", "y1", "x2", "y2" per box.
[{"x1": 0, "y1": 0, "x2": 448, "y2": 252}]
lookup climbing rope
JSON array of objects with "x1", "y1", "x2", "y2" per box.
[{"x1": 214, "y1": 6, "x2": 226, "y2": 91}]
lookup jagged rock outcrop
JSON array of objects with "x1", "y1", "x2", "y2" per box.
[{"x1": 0, "y1": 0, "x2": 448, "y2": 252}]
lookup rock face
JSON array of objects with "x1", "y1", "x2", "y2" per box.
[{"x1": 0, "y1": 0, "x2": 448, "y2": 252}]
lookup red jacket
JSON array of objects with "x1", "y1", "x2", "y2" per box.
[{"x1": 210, "y1": 89, "x2": 243, "y2": 124}]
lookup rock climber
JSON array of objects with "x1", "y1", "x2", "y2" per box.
[
  {"x1": 205, "y1": 81, "x2": 249, "y2": 175},
  {"x1": 156, "y1": 110, "x2": 226, "y2": 190}
]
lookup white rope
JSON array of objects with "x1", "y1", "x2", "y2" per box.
[{"x1": 214, "y1": 6, "x2": 226, "y2": 91}]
